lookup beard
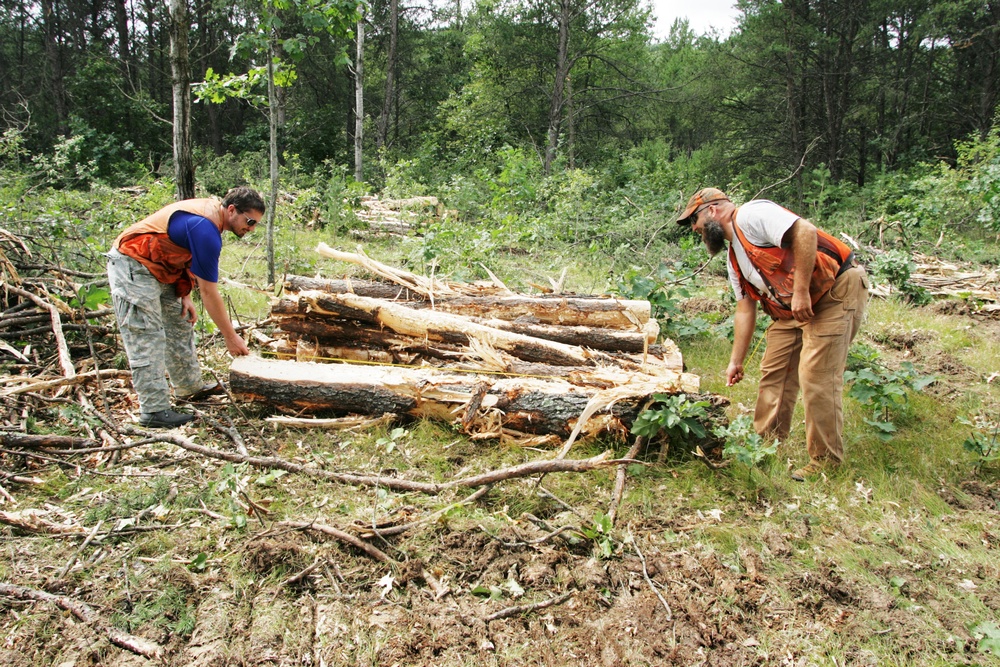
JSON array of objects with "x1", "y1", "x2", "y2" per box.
[{"x1": 702, "y1": 218, "x2": 727, "y2": 256}]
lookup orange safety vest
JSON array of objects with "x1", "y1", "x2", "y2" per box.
[
  {"x1": 113, "y1": 199, "x2": 222, "y2": 298},
  {"x1": 728, "y1": 218, "x2": 853, "y2": 320}
]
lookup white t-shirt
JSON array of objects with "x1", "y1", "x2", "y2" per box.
[{"x1": 727, "y1": 200, "x2": 801, "y2": 301}]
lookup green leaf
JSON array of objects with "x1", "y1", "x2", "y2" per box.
[
  {"x1": 972, "y1": 621, "x2": 1000, "y2": 654},
  {"x1": 256, "y1": 468, "x2": 288, "y2": 486},
  {"x1": 188, "y1": 552, "x2": 209, "y2": 572}
]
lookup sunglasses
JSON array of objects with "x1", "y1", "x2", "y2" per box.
[
  {"x1": 688, "y1": 202, "x2": 714, "y2": 225},
  {"x1": 237, "y1": 209, "x2": 260, "y2": 227}
]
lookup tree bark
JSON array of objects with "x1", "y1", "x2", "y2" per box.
[
  {"x1": 544, "y1": 0, "x2": 573, "y2": 174},
  {"x1": 169, "y1": 0, "x2": 195, "y2": 200},
  {"x1": 280, "y1": 280, "x2": 650, "y2": 329},
  {"x1": 230, "y1": 356, "x2": 697, "y2": 438},
  {"x1": 376, "y1": 0, "x2": 398, "y2": 150},
  {"x1": 354, "y1": 13, "x2": 365, "y2": 182},
  {"x1": 40, "y1": 0, "x2": 68, "y2": 136},
  {"x1": 267, "y1": 30, "x2": 279, "y2": 285}
]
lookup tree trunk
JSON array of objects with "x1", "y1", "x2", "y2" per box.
[
  {"x1": 278, "y1": 288, "x2": 650, "y2": 330},
  {"x1": 266, "y1": 33, "x2": 278, "y2": 286},
  {"x1": 281, "y1": 277, "x2": 650, "y2": 329},
  {"x1": 169, "y1": 0, "x2": 195, "y2": 200},
  {"x1": 230, "y1": 356, "x2": 697, "y2": 439},
  {"x1": 112, "y1": 0, "x2": 131, "y2": 71},
  {"x1": 544, "y1": 0, "x2": 572, "y2": 174},
  {"x1": 302, "y1": 291, "x2": 596, "y2": 366},
  {"x1": 273, "y1": 306, "x2": 664, "y2": 355},
  {"x1": 40, "y1": 0, "x2": 68, "y2": 136},
  {"x1": 354, "y1": 13, "x2": 365, "y2": 182},
  {"x1": 376, "y1": 0, "x2": 398, "y2": 150}
]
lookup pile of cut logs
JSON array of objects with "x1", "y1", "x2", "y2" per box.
[
  {"x1": 231, "y1": 246, "x2": 702, "y2": 447},
  {"x1": 351, "y1": 196, "x2": 447, "y2": 237}
]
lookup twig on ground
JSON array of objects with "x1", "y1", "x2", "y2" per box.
[
  {"x1": 266, "y1": 413, "x2": 396, "y2": 431},
  {"x1": 58, "y1": 520, "x2": 103, "y2": 578},
  {"x1": 196, "y1": 409, "x2": 248, "y2": 456},
  {"x1": 1, "y1": 284, "x2": 75, "y2": 378},
  {"x1": 536, "y1": 485, "x2": 590, "y2": 525},
  {"x1": 282, "y1": 555, "x2": 324, "y2": 587},
  {"x1": 630, "y1": 534, "x2": 672, "y2": 620},
  {"x1": 484, "y1": 591, "x2": 574, "y2": 622},
  {"x1": 0, "y1": 368, "x2": 130, "y2": 397},
  {"x1": 490, "y1": 524, "x2": 578, "y2": 547},
  {"x1": 693, "y1": 445, "x2": 728, "y2": 470},
  {"x1": 608, "y1": 435, "x2": 646, "y2": 526},
  {"x1": 358, "y1": 485, "x2": 492, "y2": 538},
  {"x1": 279, "y1": 519, "x2": 394, "y2": 563},
  {"x1": 0, "y1": 582, "x2": 164, "y2": 659},
  {"x1": 116, "y1": 424, "x2": 629, "y2": 494}
]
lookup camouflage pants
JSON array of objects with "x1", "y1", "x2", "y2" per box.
[{"x1": 106, "y1": 249, "x2": 202, "y2": 414}]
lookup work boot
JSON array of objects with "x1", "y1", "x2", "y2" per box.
[
  {"x1": 791, "y1": 458, "x2": 837, "y2": 482},
  {"x1": 178, "y1": 381, "x2": 227, "y2": 402},
  {"x1": 138, "y1": 409, "x2": 195, "y2": 428}
]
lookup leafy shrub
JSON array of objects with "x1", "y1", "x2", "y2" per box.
[
  {"x1": 631, "y1": 393, "x2": 710, "y2": 441},
  {"x1": 868, "y1": 250, "x2": 931, "y2": 305},
  {"x1": 614, "y1": 263, "x2": 710, "y2": 340},
  {"x1": 713, "y1": 415, "x2": 776, "y2": 469},
  {"x1": 959, "y1": 412, "x2": 1000, "y2": 472},
  {"x1": 844, "y1": 361, "x2": 935, "y2": 441}
]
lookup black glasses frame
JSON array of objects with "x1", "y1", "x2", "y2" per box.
[{"x1": 237, "y1": 208, "x2": 260, "y2": 227}]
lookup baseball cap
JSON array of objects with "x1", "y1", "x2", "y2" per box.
[{"x1": 676, "y1": 187, "x2": 730, "y2": 225}]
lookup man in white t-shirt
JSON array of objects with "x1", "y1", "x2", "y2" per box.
[{"x1": 676, "y1": 188, "x2": 869, "y2": 480}]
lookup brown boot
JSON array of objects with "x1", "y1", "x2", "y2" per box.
[{"x1": 791, "y1": 458, "x2": 838, "y2": 482}]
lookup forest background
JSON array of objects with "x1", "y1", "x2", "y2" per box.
[
  {"x1": 2, "y1": 1, "x2": 1000, "y2": 664},
  {"x1": 1, "y1": 0, "x2": 999, "y2": 255}
]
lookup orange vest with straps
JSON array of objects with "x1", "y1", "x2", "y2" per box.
[
  {"x1": 113, "y1": 199, "x2": 222, "y2": 298},
  {"x1": 728, "y1": 218, "x2": 853, "y2": 320}
]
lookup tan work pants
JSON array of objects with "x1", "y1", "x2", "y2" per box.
[{"x1": 754, "y1": 266, "x2": 869, "y2": 463}]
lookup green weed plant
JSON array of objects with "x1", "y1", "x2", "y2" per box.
[
  {"x1": 959, "y1": 413, "x2": 1000, "y2": 472},
  {"x1": 844, "y1": 358, "x2": 935, "y2": 441}
]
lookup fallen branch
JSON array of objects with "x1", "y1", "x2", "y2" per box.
[
  {"x1": 58, "y1": 520, "x2": 103, "y2": 577},
  {"x1": 358, "y1": 485, "x2": 492, "y2": 538},
  {"x1": 631, "y1": 535, "x2": 672, "y2": 620},
  {"x1": 279, "y1": 520, "x2": 394, "y2": 563},
  {"x1": 265, "y1": 413, "x2": 396, "y2": 431},
  {"x1": 0, "y1": 582, "x2": 164, "y2": 659},
  {"x1": 1, "y1": 283, "x2": 75, "y2": 378},
  {"x1": 0, "y1": 509, "x2": 86, "y2": 535},
  {"x1": 0, "y1": 432, "x2": 99, "y2": 450},
  {"x1": 282, "y1": 555, "x2": 324, "y2": 587},
  {"x1": 484, "y1": 591, "x2": 574, "y2": 622},
  {"x1": 608, "y1": 435, "x2": 646, "y2": 526},
  {"x1": 0, "y1": 368, "x2": 130, "y2": 397},
  {"x1": 118, "y1": 425, "x2": 629, "y2": 494}
]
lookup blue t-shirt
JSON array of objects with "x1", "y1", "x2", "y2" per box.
[{"x1": 167, "y1": 211, "x2": 223, "y2": 283}]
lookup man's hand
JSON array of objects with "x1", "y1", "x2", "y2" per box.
[
  {"x1": 726, "y1": 362, "x2": 745, "y2": 386},
  {"x1": 196, "y1": 276, "x2": 251, "y2": 356},
  {"x1": 790, "y1": 292, "x2": 814, "y2": 321},
  {"x1": 224, "y1": 332, "x2": 250, "y2": 356},
  {"x1": 180, "y1": 295, "x2": 198, "y2": 324},
  {"x1": 785, "y1": 218, "x2": 818, "y2": 322}
]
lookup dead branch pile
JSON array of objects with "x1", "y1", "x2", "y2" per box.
[
  {"x1": 238, "y1": 246, "x2": 703, "y2": 444},
  {"x1": 0, "y1": 227, "x2": 117, "y2": 377},
  {"x1": 352, "y1": 195, "x2": 449, "y2": 237},
  {"x1": 865, "y1": 249, "x2": 1000, "y2": 314}
]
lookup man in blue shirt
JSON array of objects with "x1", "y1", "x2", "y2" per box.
[{"x1": 107, "y1": 186, "x2": 265, "y2": 428}]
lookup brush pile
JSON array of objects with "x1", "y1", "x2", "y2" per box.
[{"x1": 232, "y1": 245, "x2": 704, "y2": 446}]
